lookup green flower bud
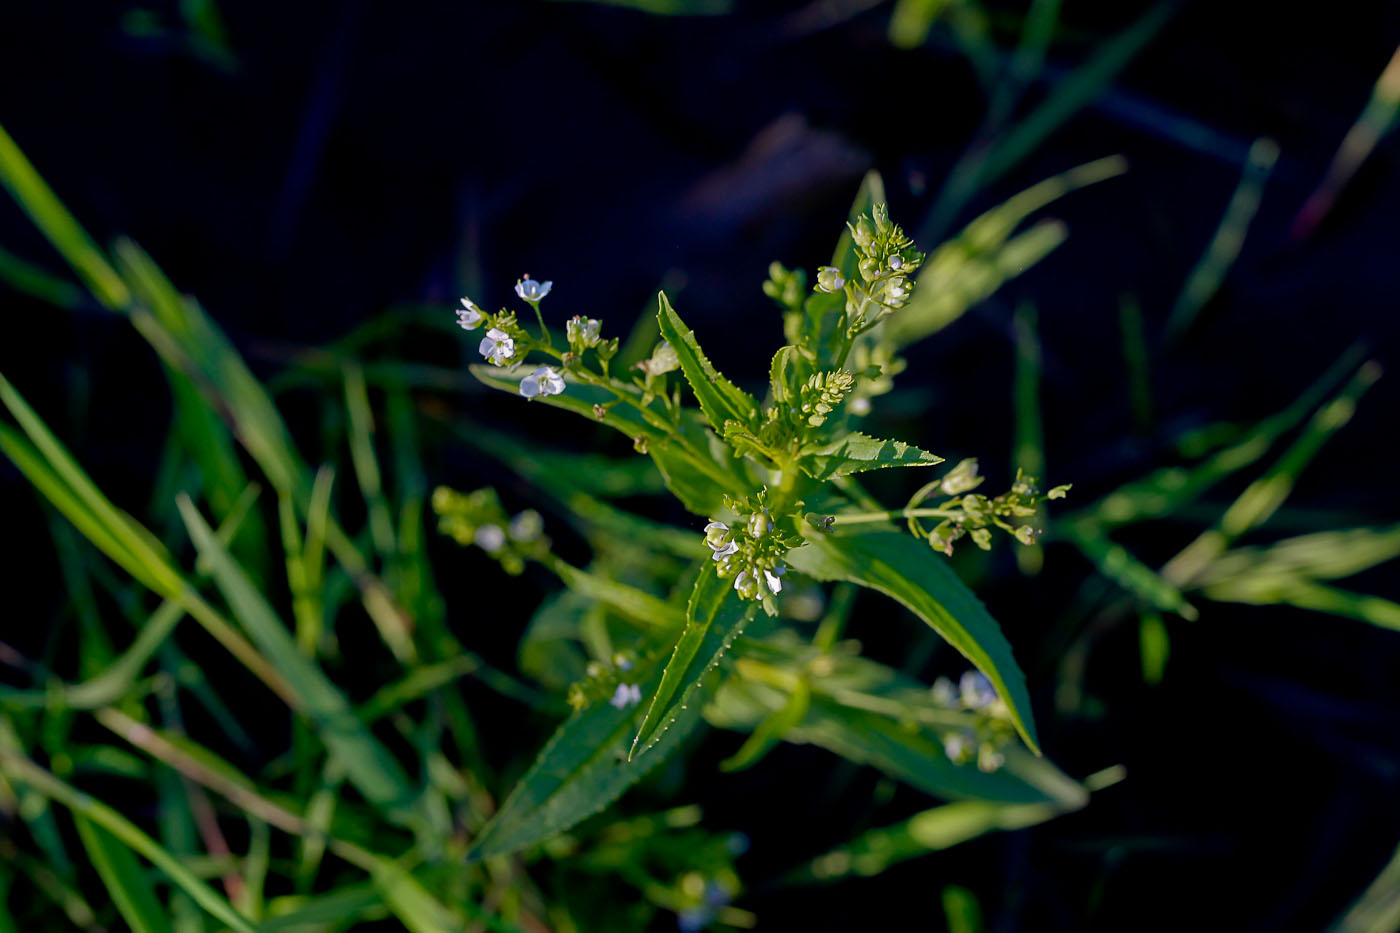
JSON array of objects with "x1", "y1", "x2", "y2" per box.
[
  {"x1": 815, "y1": 266, "x2": 846, "y2": 293},
  {"x1": 940, "y1": 458, "x2": 983, "y2": 495}
]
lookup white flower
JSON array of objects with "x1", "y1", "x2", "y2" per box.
[
  {"x1": 762, "y1": 566, "x2": 785, "y2": 594},
  {"x1": 959, "y1": 670, "x2": 997, "y2": 710},
  {"x1": 478, "y1": 328, "x2": 515, "y2": 366},
  {"x1": 943, "y1": 729, "x2": 975, "y2": 764},
  {"x1": 515, "y1": 276, "x2": 553, "y2": 303},
  {"x1": 931, "y1": 676, "x2": 957, "y2": 708},
  {"x1": 456, "y1": 297, "x2": 484, "y2": 330},
  {"x1": 508, "y1": 510, "x2": 543, "y2": 541},
  {"x1": 711, "y1": 540, "x2": 738, "y2": 561},
  {"x1": 519, "y1": 365, "x2": 565, "y2": 398},
  {"x1": 474, "y1": 524, "x2": 506, "y2": 553},
  {"x1": 888, "y1": 255, "x2": 904, "y2": 270},
  {"x1": 610, "y1": 682, "x2": 642, "y2": 709},
  {"x1": 886, "y1": 278, "x2": 908, "y2": 301}
]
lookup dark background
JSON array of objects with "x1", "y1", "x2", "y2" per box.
[{"x1": 2, "y1": 1, "x2": 1399, "y2": 929}]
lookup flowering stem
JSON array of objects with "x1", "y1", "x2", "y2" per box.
[
  {"x1": 528, "y1": 302, "x2": 551, "y2": 348},
  {"x1": 831, "y1": 507, "x2": 961, "y2": 527}
]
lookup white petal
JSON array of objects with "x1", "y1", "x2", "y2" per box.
[
  {"x1": 520, "y1": 376, "x2": 540, "y2": 398},
  {"x1": 764, "y1": 569, "x2": 783, "y2": 593}
]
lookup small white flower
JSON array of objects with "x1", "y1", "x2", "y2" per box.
[
  {"x1": 515, "y1": 276, "x2": 553, "y2": 303},
  {"x1": 456, "y1": 297, "x2": 484, "y2": 330},
  {"x1": 762, "y1": 566, "x2": 784, "y2": 594},
  {"x1": 519, "y1": 365, "x2": 565, "y2": 398},
  {"x1": 931, "y1": 676, "x2": 957, "y2": 708},
  {"x1": 849, "y1": 396, "x2": 872, "y2": 416},
  {"x1": 710, "y1": 540, "x2": 738, "y2": 561},
  {"x1": 886, "y1": 278, "x2": 908, "y2": 301},
  {"x1": 943, "y1": 729, "x2": 975, "y2": 763},
  {"x1": 610, "y1": 682, "x2": 642, "y2": 709},
  {"x1": 478, "y1": 328, "x2": 515, "y2": 366},
  {"x1": 508, "y1": 510, "x2": 543, "y2": 541},
  {"x1": 959, "y1": 670, "x2": 997, "y2": 710},
  {"x1": 474, "y1": 524, "x2": 506, "y2": 553},
  {"x1": 888, "y1": 255, "x2": 904, "y2": 270}
]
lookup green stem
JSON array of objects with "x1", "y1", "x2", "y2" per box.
[
  {"x1": 528, "y1": 302, "x2": 550, "y2": 347},
  {"x1": 833, "y1": 507, "x2": 961, "y2": 527}
]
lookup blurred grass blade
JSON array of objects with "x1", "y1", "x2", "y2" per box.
[
  {"x1": 343, "y1": 361, "x2": 397, "y2": 561},
  {"x1": 719, "y1": 678, "x2": 811, "y2": 772},
  {"x1": 366, "y1": 859, "x2": 465, "y2": 933},
  {"x1": 797, "y1": 765, "x2": 1124, "y2": 883},
  {"x1": 1293, "y1": 43, "x2": 1400, "y2": 241},
  {"x1": 0, "y1": 245, "x2": 85, "y2": 308},
  {"x1": 888, "y1": 0, "x2": 952, "y2": 50},
  {"x1": 787, "y1": 529, "x2": 1040, "y2": 753},
  {"x1": 1330, "y1": 837, "x2": 1400, "y2": 932},
  {"x1": 944, "y1": 885, "x2": 985, "y2": 933},
  {"x1": 1166, "y1": 137, "x2": 1280, "y2": 340},
  {"x1": 630, "y1": 564, "x2": 756, "y2": 759},
  {"x1": 543, "y1": 554, "x2": 684, "y2": 629},
  {"x1": 1202, "y1": 579, "x2": 1400, "y2": 633},
  {"x1": 892, "y1": 156, "x2": 1123, "y2": 345},
  {"x1": 1081, "y1": 345, "x2": 1367, "y2": 528},
  {"x1": 1119, "y1": 294, "x2": 1154, "y2": 433},
  {"x1": 176, "y1": 494, "x2": 422, "y2": 823},
  {"x1": 1062, "y1": 520, "x2": 1198, "y2": 619},
  {"x1": 0, "y1": 749, "x2": 256, "y2": 933},
  {"x1": 921, "y1": 2, "x2": 1171, "y2": 239},
  {"x1": 1164, "y1": 360, "x2": 1381, "y2": 587},
  {"x1": 73, "y1": 814, "x2": 174, "y2": 933},
  {"x1": 0, "y1": 121, "x2": 130, "y2": 308},
  {"x1": 1139, "y1": 611, "x2": 1170, "y2": 684}
]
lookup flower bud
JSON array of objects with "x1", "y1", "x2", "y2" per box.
[{"x1": 815, "y1": 266, "x2": 846, "y2": 293}]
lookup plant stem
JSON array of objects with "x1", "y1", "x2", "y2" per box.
[{"x1": 832, "y1": 507, "x2": 961, "y2": 527}]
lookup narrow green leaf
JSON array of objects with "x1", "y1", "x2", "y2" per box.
[
  {"x1": 655, "y1": 292, "x2": 759, "y2": 433},
  {"x1": 366, "y1": 859, "x2": 465, "y2": 933},
  {"x1": 465, "y1": 659, "x2": 705, "y2": 861},
  {"x1": 0, "y1": 121, "x2": 130, "y2": 309},
  {"x1": 73, "y1": 814, "x2": 173, "y2": 933},
  {"x1": 0, "y1": 750, "x2": 256, "y2": 933},
  {"x1": 798, "y1": 432, "x2": 943, "y2": 480},
  {"x1": 176, "y1": 496, "x2": 421, "y2": 823},
  {"x1": 719, "y1": 678, "x2": 810, "y2": 772},
  {"x1": 630, "y1": 564, "x2": 756, "y2": 759},
  {"x1": 786, "y1": 530, "x2": 1040, "y2": 753}
]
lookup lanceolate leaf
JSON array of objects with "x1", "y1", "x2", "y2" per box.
[
  {"x1": 630, "y1": 564, "x2": 756, "y2": 759},
  {"x1": 798, "y1": 432, "x2": 944, "y2": 480},
  {"x1": 656, "y1": 292, "x2": 759, "y2": 434},
  {"x1": 786, "y1": 530, "x2": 1040, "y2": 753},
  {"x1": 464, "y1": 658, "x2": 704, "y2": 862}
]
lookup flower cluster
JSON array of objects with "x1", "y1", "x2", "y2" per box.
[
  {"x1": 931, "y1": 670, "x2": 1016, "y2": 772},
  {"x1": 454, "y1": 277, "x2": 618, "y2": 399},
  {"x1": 431, "y1": 486, "x2": 549, "y2": 575},
  {"x1": 912, "y1": 462, "x2": 1071, "y2": 556},
  {"x1": 702, "y1": 490, "x2": 804, "y2": 617},
  {"x1": 846, "y1": 202, "x2": 924, "y2": 317}
]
